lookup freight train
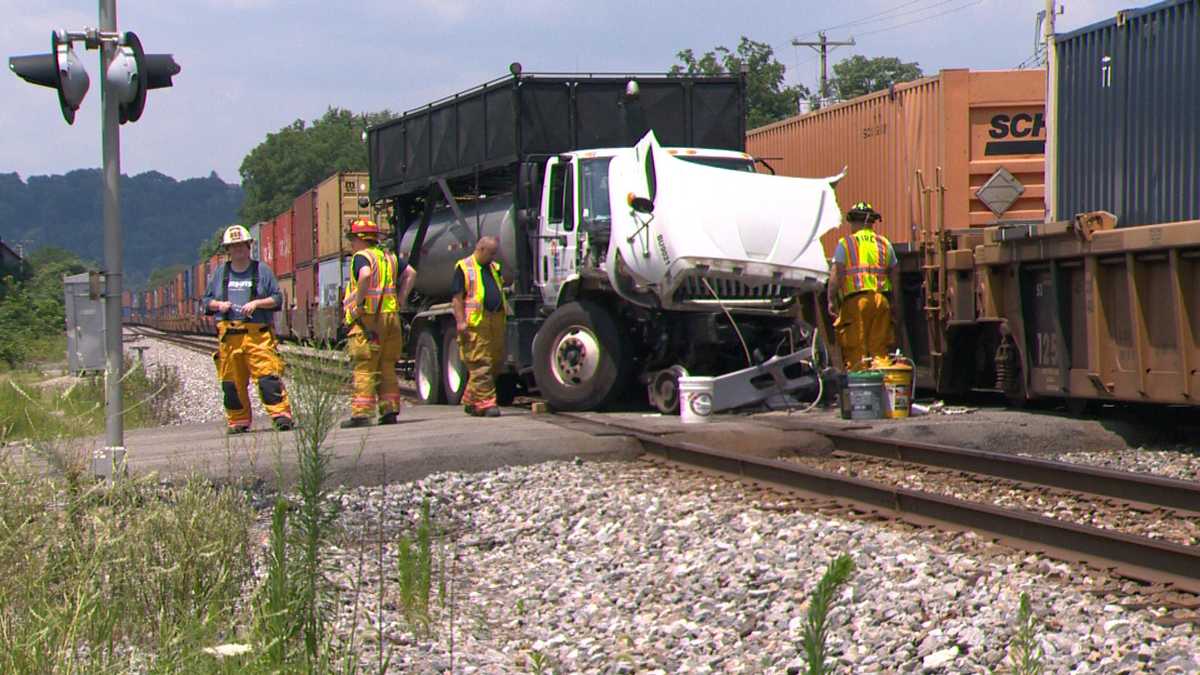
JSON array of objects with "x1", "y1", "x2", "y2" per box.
[{"x1": 132, "y1": 0, "x2": 1200, "y2": 413}]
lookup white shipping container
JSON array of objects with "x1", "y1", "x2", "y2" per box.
[
  {"x1": 249, "y1": 222, "x2": 263, "y2": 260},
  {"x1": 318, "y1": 257, "x2": 349, "y2": 307}
]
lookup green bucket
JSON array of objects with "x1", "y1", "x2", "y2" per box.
[{"x1": 840, "y1": 370, "x2": 885, "y2": 420}]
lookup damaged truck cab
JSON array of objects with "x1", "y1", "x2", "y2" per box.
[{"x1": 369, "y1": 70, "x2": 842, "y2": 412}]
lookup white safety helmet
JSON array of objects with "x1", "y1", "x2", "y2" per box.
[{"x1": 221, "y1": 224, "x2": 253, "y2": 247}]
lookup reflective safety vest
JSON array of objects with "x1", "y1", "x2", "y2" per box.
[
  {"x1": 343, "y1": 246, "x2": 398, "y2": 324},
  {"x1": 455, "y1": 254, "x2": 508, "y2": 327},
  {"x1": 838, "y1": 228, "x2": 894, "y2": 297}
]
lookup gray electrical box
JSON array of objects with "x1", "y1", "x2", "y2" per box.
[{"x1": 64, "y1": 272, "x2": 106, "y2": 374}]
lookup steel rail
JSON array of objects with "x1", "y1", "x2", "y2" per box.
[
  {"x1": 127, "y1": 326, "x2": 418, "y2": 397},
  {"x1": 789, "y1": 424, "x2": 1200, "y2": 514},
  {"x1": 553, "y1": 413, "x2": 1200, "y2": 593}
]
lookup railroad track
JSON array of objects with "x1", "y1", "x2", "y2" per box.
[
  {"x1": 553, "y1": 412, "x2": 1200, "y2": 596},
  {"x1": 126, "y1": 326, "x2": 420, "y2": 395}
]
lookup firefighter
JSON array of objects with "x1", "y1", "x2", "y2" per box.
[
  {"x1": 451, "y1": 236, "x2": 508, "y2": 417},
  {"x1": 202, "y1": 225, "x2": 293, "y2": 433},
  {"x1": 828, "y1": 202, "x2": 899, "y2": 371},
  {"x1": 340, "y1": 218, "x2": 417, "y2": 428}
]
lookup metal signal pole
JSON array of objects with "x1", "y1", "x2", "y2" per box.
[
  {"x1": 99, "y1": 0, "x2": 126, "y2": 475},
  {"x1": 792, "y1": 31, "x2": 856, "y2": 108}
]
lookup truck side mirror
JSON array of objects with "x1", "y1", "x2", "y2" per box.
[
  {"x1": 627, "y1": 193, "x2": 654, "y2": 214},
  {"x1": 518, "y1": 161, "x2": 541, "y2": 209}
]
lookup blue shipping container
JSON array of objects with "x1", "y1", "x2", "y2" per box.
[{"x1": 1056, "y1": 0, "x2": 1200, "y2": 227}]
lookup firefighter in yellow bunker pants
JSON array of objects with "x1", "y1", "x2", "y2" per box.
[
  {"x1": 451, "y1": 236, "x2": 509, "y2": 417},
  {"x1": 828, "y1": 202, "x2": 899, "y2": 371},
  {"x1": 340, "y1": 218, "x2": 418, "y2": 428},
  {"x1": 202, "y1": 225, "x2": 293, "y2": 433}
]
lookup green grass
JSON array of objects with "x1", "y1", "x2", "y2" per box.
[
  {"x1": 0, "y1": 357, "x2": 180, "y2": 444},
  {"x1": 0, "y1": 461, "x2": 254, "y2": 673}
]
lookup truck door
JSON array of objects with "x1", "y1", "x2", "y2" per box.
[{"x1": 537, "y1": 157, "x2": 577, "y2": 305}]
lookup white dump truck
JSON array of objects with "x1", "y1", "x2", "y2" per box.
[{"x1": 367, "y1": 68, "x2": 841, "y2": 412}]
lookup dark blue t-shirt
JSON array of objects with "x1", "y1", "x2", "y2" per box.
[
  {"x1": 201, "y1": 261, "x2": 283, "y2": 324},
  {"x1": 452, "y1": 264, "x2": 502, "y2": 312}
]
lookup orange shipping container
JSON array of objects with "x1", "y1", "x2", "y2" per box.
[
  {"x1": 316, "y1": 172, "x2": 376, "y2": 260},
  {"x1": 746, "y1": 68, "x2": 1046, "y2": 255}
]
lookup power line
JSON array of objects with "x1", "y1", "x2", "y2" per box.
[
  {"x1": 794, "y1": 0, "x2": 969, "y2": 38},
  {"x1": 853, "y1": 0, "x2": 984, "y2": 38}
]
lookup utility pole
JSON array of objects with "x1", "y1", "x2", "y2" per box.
[
  {"x1": 792, "y1": 31, "x2": 856, "y2": 108},
  {"x1": 1043, "y1": 0, "x2": 1060, "y2": 222}
]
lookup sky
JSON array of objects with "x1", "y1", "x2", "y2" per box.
[{"x1": 0, "y1": 0, "x2": 1137, "y2": 184}]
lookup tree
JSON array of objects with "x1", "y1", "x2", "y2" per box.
[
  {"x1": 672, "y1": 37, "x2": 811, "y2": 130},
  {"x1": 238, "y1": 108, "x2": 396, "y2": 226},
  {"x1": 197, "y1": 228, "x2": 223, "y2": 263},
  {"x1": 146, "y1": 264, "x2": 188, "y2": 291},
  {"x1": 831, "y1": 55, "x2": 923, "y2": 100}
]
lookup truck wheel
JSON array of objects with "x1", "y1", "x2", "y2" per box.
[
  {"x1": 414, "y1": 328, "x2": 444, "y2": 405},
  {"x1": 442, "y1": 328, "x2": 468, "y2": 405},
  {"x1": 533, "y1": 301, "x2": 630, "y2": 411}
]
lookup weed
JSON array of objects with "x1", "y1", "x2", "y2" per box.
[
  {"x1": 0, "y1": 460, "x2": 253, "y2": 673},
  {"x1": 397, "y1": 497, "x2": 439, "y2": 635},
  {"x1": 528, "y1": 648, "x2": 555, "y2": 674},
  {"x1": 801, "y1": 553, "x2": 856, "y2": 675},
  {"x1": 1007, "y1": 592, "x2": 1044, "y2": 675},
  {"x1": 271, "y1": 347, "x2": 348, "y2": 668}
]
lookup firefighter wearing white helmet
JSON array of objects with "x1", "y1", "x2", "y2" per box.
[{"x1": 201, "y1": 224, "x2": 294, "y2": 433}]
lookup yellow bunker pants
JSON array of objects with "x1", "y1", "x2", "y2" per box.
[
  {"x1": 346, "y1": 312, "x2": 404, "y2": 418},
  {"x1": 833, "y1": 291, "x2": 895, "y2": 371},
  {"x1": 460, "y1": 310, "x2": 506, "y2": 412},
  {"x1": 215, "y1": 321, "x2": 292, "y2": 428}
]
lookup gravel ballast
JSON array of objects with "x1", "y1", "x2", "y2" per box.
[
  {"x1": 319, "y1": 460, "x2": 1200, "y2": 673},
  {"x1": 125, "y1": 331, "x2": 268, "y2": 426}
]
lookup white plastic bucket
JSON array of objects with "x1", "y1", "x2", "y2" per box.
[{"x1": 678, "y1": 376, "x2": 715, "y2": 423}]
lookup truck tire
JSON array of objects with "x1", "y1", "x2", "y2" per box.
[
  {"x1": 442, "y1": 328, "x2": 468, "y2": 406},
  {"x1": 532, "y1": 301, "x2": 630, "y2": 411},
  {"x1": 414, "y1": 327, "x2": 444, "y2": 405}
]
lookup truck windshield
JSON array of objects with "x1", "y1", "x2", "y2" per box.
[
  {"x1": 678, "y1": 156, "x2": 756, "y2": 172},
  {"x1": 579, "y1": 157, "x2": 614, "y2": 231}
]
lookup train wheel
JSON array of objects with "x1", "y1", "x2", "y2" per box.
[
  {"x1": 442, "y1": 328, "x2": 468, "y2": 406},
  {"x1": 532, "y1": 301, "x2": 631, "y2": 411},
  {"x1": 414, "y1": 327, "x2": 444, "y2": 405}
]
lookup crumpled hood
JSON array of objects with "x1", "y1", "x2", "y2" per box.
[{"x1": 608, "y1": 132, "x2": 843, "y2": 308}]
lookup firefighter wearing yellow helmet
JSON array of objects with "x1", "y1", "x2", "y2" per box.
[
  {"x1": 828, "y1": 202, "x2": 898, "y2": 371},
  {"x1": 201, "y1": 224, "x2": 293, "y2": 433},
  {"x1": 340, "y1": 218, "x2": 418, "y2": 428}
]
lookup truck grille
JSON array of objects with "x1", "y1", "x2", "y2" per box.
[{"x1": 672, "y1": 277, "x2": 794, "y2": 303}]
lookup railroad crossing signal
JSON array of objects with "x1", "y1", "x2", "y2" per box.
[
  {"x1": 8, "y1": 29, "x2": 178, "y2": 125},
  {"x1": 8, "y1": 31, "x2": 90, "y2": 124}
]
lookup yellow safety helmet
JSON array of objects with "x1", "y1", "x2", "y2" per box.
[
  {"x1": 847, "y1": 202, "x2": 880, "y2": 223},
  {"x1": 221, "y1": 224, "x2": 253, "y2": 246}
]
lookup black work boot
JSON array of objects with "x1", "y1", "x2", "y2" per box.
[
  {"x1": 226, "y1": 425, "x2": 250, "y2": 435},
  {"x1": 483, "y1": 407, "x2": 501, "y2": 418},
  {"x1": 378, "y1": 413, "x2": 398, "y2": 425},
  {"x1": 340, "y1": 416, "x2": 371, "y2": 429},
  {"x1": 272, "y1": 416, "x2": 293, "y2": 431}
]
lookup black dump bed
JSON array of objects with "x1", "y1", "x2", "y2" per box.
[{"x1": 368, "y1": 72, "x2": 746, "y2": 202}]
